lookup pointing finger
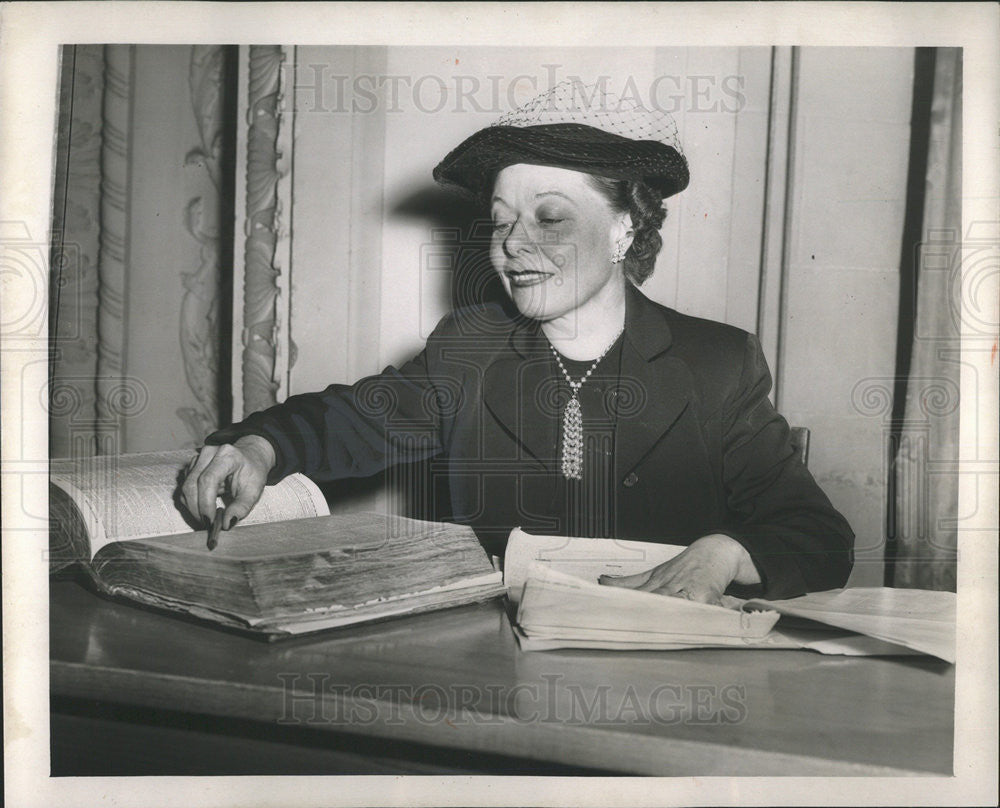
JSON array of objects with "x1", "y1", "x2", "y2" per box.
[
  {"x1": 223, "y1": 487, "x2": 259, "y2": 530},
  {"x1": 222, "y1": 464, "x2": 266, "y2": 529}
]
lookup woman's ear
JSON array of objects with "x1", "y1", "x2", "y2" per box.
[{"x1": 615, "y1": 212, "x2": 635, "y2": 251}]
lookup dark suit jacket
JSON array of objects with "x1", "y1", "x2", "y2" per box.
[{"x1": 208, "y1": 285, "x2": 854, "y2": 599}]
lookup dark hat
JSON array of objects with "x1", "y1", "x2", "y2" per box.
[{"x1": 433, "y1": 81, "x2": 689, "y2": 200}]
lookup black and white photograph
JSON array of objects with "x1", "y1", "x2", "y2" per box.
[{"x1": 2, "y1": 3, "x2": 997, "y2": 806}]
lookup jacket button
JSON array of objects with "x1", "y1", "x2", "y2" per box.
[{"x1": 622, "y1": 472, "x2": 639, "y2": 488}]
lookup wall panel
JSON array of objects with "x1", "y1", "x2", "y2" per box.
[
  {"x1": 779, "y1": 47, "x2": 915, "y2": 586},
  {"x1": 126, "y1": 46, "x2": 210, "y2": 452}
]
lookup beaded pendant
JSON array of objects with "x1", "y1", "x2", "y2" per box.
[
  {"x1": 561, "y1": 394, "x2": 584, "y2": 480},
  {"x1": 550, "y1": 326, "x2": 623, "y2": 481}
]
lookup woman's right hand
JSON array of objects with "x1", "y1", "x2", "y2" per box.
[{"x1": 180, "y1": 435, "x2": 276, "y2": 529}]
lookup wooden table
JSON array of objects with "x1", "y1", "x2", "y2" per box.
[{"x1": 49, "y1": 579, "x2": 955, "y2": 776}]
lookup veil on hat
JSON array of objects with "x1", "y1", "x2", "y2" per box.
[{"x1": 433, "y1": 80, "x2": 689, "y2": 200}]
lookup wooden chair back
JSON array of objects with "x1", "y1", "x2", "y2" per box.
[{"x1": 789, "y1": 426, "x2": 811, "y2": 467}]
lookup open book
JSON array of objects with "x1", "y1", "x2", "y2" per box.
[
  {"x1": 50, "y1": 451, "x2": 504, "y2": 636},
  {"x1": 504, "y1": 529, "x2": 956, "y2": 662}
]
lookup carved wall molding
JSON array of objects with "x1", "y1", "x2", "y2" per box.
[
  {"x1": 176, "y1": 44, "x2": 225, "y2": 443},
  {"x1": 49, "y1": 45, "x2": 104, "y2": 458},
  {"x1": 239, "y1": 45, "x2": 290, "y2": 416},
  {"x1": 95, "y1": 44, "x2": 134, "y2": 452}
]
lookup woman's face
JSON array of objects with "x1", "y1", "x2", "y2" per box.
[{"x1": 490, "y1": 164, "x2": 628, "y2": 322}]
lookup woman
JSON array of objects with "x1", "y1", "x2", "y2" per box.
[{"x1": 181, "y1": 82, "x2": 854, "y2": 603}]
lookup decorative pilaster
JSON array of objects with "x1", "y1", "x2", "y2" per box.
[
  {"x1": 176, "y1": 45, "x2": 225, "y2": 443},
  {"x1": 239, "y1": 45, "x2": 288, "y2": 415}
]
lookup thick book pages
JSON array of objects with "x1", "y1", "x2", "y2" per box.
[
  {"x1": 50, "y1": 450, "x2": 330, "y2": 567},
  {"x1": 505, "y1": 529, "x2": 956, "y2": 661},
  {"x1": 93, "y1": 513, "x2": 504, "y2": 635},
  {"x1": 50, "y1": 451, "x2": 504, "y2": 636}
]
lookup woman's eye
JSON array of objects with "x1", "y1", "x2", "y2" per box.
[
  {"x1": 492, "y1": 221, "x2": 512, "y2": 233},
  {"x1": 538, "y1": 217, "x2": 564, "y2": 226}
]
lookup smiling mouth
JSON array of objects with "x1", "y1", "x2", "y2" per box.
[{"x1": 505, "y1": 270, "x2": 551, "y2": 288}]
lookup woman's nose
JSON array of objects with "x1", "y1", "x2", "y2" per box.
[{"x1": 503, "y1": 217, "x2": 533, "y2": 257}]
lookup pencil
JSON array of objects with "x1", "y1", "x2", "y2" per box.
[{"x1": 207, "y1": 507, "x2": 224, "y2": 551}]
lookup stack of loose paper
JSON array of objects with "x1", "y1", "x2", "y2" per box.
[
  {"x1": 514, "y1": 563, "x2": 782, "y2": 648},
  {"x1": 744, "y1": 587, "x2": 956, "y2": 662},
  {"x1": 504, "y1": 529, "x2": 955, "y2": 662}
]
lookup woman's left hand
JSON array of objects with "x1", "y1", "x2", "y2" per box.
[{"x1": 599, "y1": 534, "x2": 760, "y2": 605}]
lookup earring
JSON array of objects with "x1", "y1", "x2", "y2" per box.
[{"x1": 611, "y1": 240, "x2": 627, "y2": 264}]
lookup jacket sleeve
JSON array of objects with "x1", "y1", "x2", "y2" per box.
[
  {"x1": 205, "y1": 324, "x2": 455, "y2": 486},
  {"x1": 718, "y1": 333, "x2": 855, "y2": 599}
]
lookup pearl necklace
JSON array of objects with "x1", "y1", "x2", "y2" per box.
[{"x1": 549, "y1": 327, "x2": 624, "y2": 480}]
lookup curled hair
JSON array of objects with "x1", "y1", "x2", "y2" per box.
[{"x1": 585, "y1": 176, "x2": 667, "y2": 285}]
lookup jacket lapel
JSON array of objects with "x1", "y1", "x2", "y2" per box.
[
  {"x1": 482, "y1": 320, "x2": 559, "y2": 471},
  {"x1": 613, "y1": 286, "x2": 693, "y2": 481},
  {"x1": 481, "y1": 286, "x2": 692, "y2": 476}
]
